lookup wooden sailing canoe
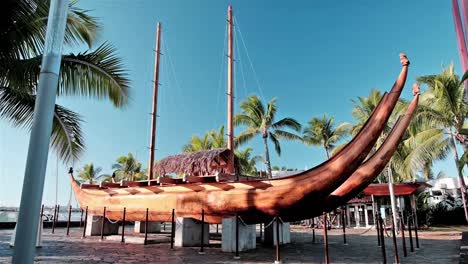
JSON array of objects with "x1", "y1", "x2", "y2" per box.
[{"x1": 70, "y1": 54, "x2": 410, "y2": 224}]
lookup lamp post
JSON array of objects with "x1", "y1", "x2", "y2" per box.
[{"x1": 12, "y1": 1, "x2": 69, "y2": 263}]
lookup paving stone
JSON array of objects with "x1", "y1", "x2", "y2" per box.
[{"x1": 0, "y1": 226, "x2": 464, "y2": 263}]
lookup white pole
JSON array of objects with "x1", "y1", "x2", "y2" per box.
[
  {"x1": 388, "y1": 165, "x2": 399, "y2": 232},
  {"x1": 12, "y1": 1, "x2": 69, "y2": 263}
]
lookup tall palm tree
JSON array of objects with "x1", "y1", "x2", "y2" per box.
[
  {"x1": 112, "y1": 153, "x2": 142, "y2": 181},
  {"x1": 77, "y1": 163, "x2": 103, "y2": 184},
  {"x1": 417, "y1": 64, "x2": 468, "y2": 222},
  {"x1": 234, "y1": 95, "x2": 302, "y2": 178},
  {"x1": 0, "y1": 0, "x2": 130, "y2": 162},
  {"x1": 183, "y1": 133, "x2": 213, "y2": 152},
  {"x1": 302, "y1": 114, "x2": 350, "y2": 159}
]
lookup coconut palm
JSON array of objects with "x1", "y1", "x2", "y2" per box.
[
  {"x1": 234, "y1": 95, "x2": 302, "y2": 178},
  {"x1": 77, "y1": 163, "x2": 104, "y2": 184},
  {"x1": 235, "y1": 147, "x2": 262, "y2": 176},
  {"x1": 417, "y1": 64, "x2": 468, "y2": 222},
  {"x1": 183, "y1": 126, "x2": 261, "y2": 175},
  {"x1": 112, "y1": 153, "x2": 142, "y2": 181},
  {"x1": 302, "y1": 114, "x2": 350, "y2": 159},
  {"x1": 0, "y1": 0, "x2": 130, "y2": 162}
]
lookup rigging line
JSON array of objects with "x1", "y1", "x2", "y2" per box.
[
  {"x1": 234, "y1": 16, "x2": 266, "y2": 100},
  {"x1": 234, "y1": 23, "x2": 248, "y2": 103},
  {"x1": 214, "y1": 20, "x2": 228, "y2": 130},
  {"x1": 164, "y1": 35, "x2": 187, "y2": 118}
]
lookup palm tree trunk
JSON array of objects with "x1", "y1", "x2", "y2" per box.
[
  {"x1": 263, "y1": 136, "x2": 273, "y2": 178},
  {"x1": 450, "y1": 134, "x2": 468, "y2": 224},
  {"x1": 324, "y1": 144, "x2": 330, "y2": 159}
]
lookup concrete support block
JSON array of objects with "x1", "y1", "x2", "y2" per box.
[
  {"x1": 85, "y1": 215, "x2": 119, "y2": 236},
  {"x1": 134, "y1": 221, "x2": 161, "y2": 233},
  {"x1": 264, "y1": 220, "x2": 291, "y2": 246},
  {"x1": 221, "y1": 217, "x2": 256, "y2": 252},
  {"x1": 174, "y1": 217, "x2": 209, "y2": 247}
]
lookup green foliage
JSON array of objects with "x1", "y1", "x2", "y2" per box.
[
  {"x1": 302, "y1": 114, "x2": 350, "y2": 158},
  {"x1": 0, "y1": 0, "x2": 130, "y2": 162},
  {"x1": 77, "y1": 163, "x2": 103, "y2": 184},
  {"x1": 234, "y1": 95, "x2": 302, "y2": 177},
  {"x1": 112, "y1": 153, "x2": 142, "y2": 181}
]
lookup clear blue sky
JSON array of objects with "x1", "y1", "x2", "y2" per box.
[{"x1": 0, "y1": 0, "x2": 462, "y2": 207}]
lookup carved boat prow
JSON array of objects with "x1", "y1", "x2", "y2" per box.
[{"x1": 70, "y1": 54, "x2": 412, "y2": 224}]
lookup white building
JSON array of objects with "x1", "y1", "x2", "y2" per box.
[{"x1": 426, "y1": 177, "x2": 468, "y2": 205}]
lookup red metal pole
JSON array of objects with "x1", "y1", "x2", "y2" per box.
[
  {"x1": 199, "y1": 209, "x2": 206, "y2": 254},
  {"x1": 379, "y1": 215, "x2": 387, "y2": 264},
  {"x1": 121, "y1": 207, "x2": 126, "y2": 243},
  {"x1": 312, "y1": 217, "x2": 316, "y2": 243},
  {"x1": 148, "y1": 22, "x2": 162, "y2": 182},
  {"x1": 226, "y1": 5, "x2": 235, "y2": 174},
  {"x1": 171, "y1": 209, "x2": 175, "y2": 249},
  {"x1": 235, "y1": 213, "x2": 240, "y2": 259},
  {"x1": 275, "y1": 216, "x2": 281, "y2": 263},
  {"x1": 342, "y1": 207, "x2": 347, "y2": 244},
  {"x1": 82, "y1": 206, "x2": 88, "y2": 238},
  {"x1": 323, "y1": 213, "x2": 329, "y2": 264},
  {"x1": 400, "y1": 213, "x2": 407, "y2": 257},
  {"x1": 408, "y1": 216, "x2": 414, "y2": 252},
  {"x1": 66, "y1": 205, "x2": 72, "y2": 236},
  {"x1": 100, "y1": 207, "x2": 106, "y2": 241},
  {"x1": 51, "y1": 204, "x2": 58, "y2": 234},
  {"x1": 144, "y1": 208, "x2": 149, "y2": 245}
]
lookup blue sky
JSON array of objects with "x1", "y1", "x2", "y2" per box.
[{"x1": 0, "y1": 0, "x2": 463, "y2": 206}]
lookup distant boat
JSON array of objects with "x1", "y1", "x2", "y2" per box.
[{"x1": 70, "y1": 6, "x2": 417, "y2": 224}]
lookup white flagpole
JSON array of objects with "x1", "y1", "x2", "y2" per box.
[{"x1": 12, "y1": 1, "x2": 69, "y2": 263}]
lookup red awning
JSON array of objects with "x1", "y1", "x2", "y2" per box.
[{"x1": 362, "y1": 182, "x2": 429, "y2": 196}]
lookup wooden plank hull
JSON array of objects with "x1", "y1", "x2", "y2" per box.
[{"x1": 71, "y1": 55, "x2": 410, "y2": 224}]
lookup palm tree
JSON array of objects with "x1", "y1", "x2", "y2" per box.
[
  {"x1": 77, "y1": 163, "x2": 103, "y2": 184},
  {"x1": 302, "y1": 114, "x2": 350, "y2": 159},
  {"x1": 234, "y1": 95, "x2": 302, "y2": 178},
  {"x1": 0, "y1": 0, "x2": 130, "y2": 162},
  {"x1": 112, "y1": 153, "x2": 142, "y2": 181},
  {"x1": 235, "y1": 147, "x2": 262, "y2": 176},
  {"x1": 182, "y1": 126, "x2": 262, "y2": 175},
  {"x1": 417, "y1": 64, "x2": 468, "y2": 222}
]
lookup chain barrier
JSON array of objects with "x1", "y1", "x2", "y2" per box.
[
  {"x1": 264, "y1": 218, "x2": 276, "y2": 229},
  {"x1": 237, "y1": 215, "x2": 248, "y2": 226}
]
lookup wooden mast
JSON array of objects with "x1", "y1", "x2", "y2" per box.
[
  {"x1": 227, "y1": 6, "x2": 235, "y2": 174},
  {"x1": 148, "y1": 22, "x2": 162, "y2": 181}
]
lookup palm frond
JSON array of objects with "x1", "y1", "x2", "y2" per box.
[
  {"x1": 269, "y1": 132, "x2": 281, "y2": 156},
  {"x1": 0, "y1": 86, "x2": 84, "y2": 162}
]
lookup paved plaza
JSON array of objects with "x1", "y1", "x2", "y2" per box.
[{"x1": 0, "y1": 225, "x2": 463, "y2": 263}]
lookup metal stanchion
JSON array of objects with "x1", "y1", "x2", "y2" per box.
[
  {"x1": 376, "y1": 213, "x2": 381, "y2": 246},
  {"x1": 51, "y1": 205, "x2": 58, "y2": 234},
  {"x1": 66, "y1": 205, "x2": 72, "y2": 236},
  {"x1": 342, "y1": 208, "x2": 347, "y2": 245},
  {"x1": 275, "y1": 216, "x2": 281, "y2": 264},
  {"x1": 391, "y1": 214, "x2": 399, "y2": 264},
  {"x1": 216, "y1": 224, "x2": 219, "y2": 234},
  {"x1": 199, "y1": 209, "x2": 206, "y2": 254},
  {"x1": 379, "y1": 215, "x2": 387, "y2": 264},
  {"x1": 408, "y1": 216, "x2": 414, "y2": 252},
  {"x1": 312, "y1": 217, "x2": 316, "y2": 243},
  {"x1": 100, "y1": 207, "x2": 106, "y2": 241},
  {"x1": 79, "y1": 208, "x2": 83, "y2": 227},
  {"x1": 234, "y1": 213, "x2": 240, "y2": 260},
  {"x1": 413, "y1": 215, "x2": 419, "y2": 249},
  {"x1": 144, "y1": 208, "x2": 149, "y2": 245},
  {"x1": 171, "y1": 209, "x2": 175, "y2": 249},
  {"x1": 40, "y1": 205, "x2": 44, "y2": 222},
  {"x1": 121, "y1": 208, "x2": 126, "y2": 243},
  {"x1": 260, "y1": 223, "x2": 263, "y2": 242},
  {"x1": 82, "y1": 206, "x2": 88, "y2": 238},
  {"x1": 323, "y1": 213, "x2": 329, "y2": 264},
  {"x1": 400, "y1": 213, "x2": 407, "y2": 257}
]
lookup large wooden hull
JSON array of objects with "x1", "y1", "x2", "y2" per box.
[{"x1": 71, "y1": 56, "x2": 411, "y2": 224}]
